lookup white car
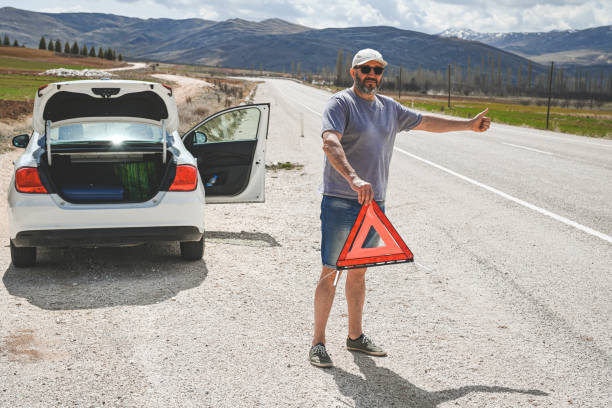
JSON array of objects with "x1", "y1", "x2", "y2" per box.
[{"x1": 8, "y1": 79, "x2": 269, "y2": 267}]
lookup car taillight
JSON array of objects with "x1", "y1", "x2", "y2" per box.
[
  {"x1": 37, "y1": 84, "x2": 48, "y2": 97},
  {"x1": 15, "y1": 167, "x2": 48, "y2": 194},
  {"x1": 169, "y1": 165, "x2": 197, "y2": 191}
]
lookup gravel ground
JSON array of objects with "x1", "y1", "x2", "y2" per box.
[{"x1": 0, "y1": 77, "x2": 610, "y2": 407}]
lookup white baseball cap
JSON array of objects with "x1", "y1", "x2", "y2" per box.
[{"x1": 352, "y1": 48, "x2": 387, "y2": 67}]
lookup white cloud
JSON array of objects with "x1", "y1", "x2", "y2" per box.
[
  {"x1": 197, "y1": 6, "x2": 219, "y2": 20},
  {"x1": 6, "y1": 0, "x2": 612, "y2": 33}
]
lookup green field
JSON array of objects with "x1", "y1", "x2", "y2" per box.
[
  {"x1": 0, "y1": 56, "x2": 94, "y2": 72},
  {"x1": 400, "y1": 99, "x2": 612, "y2": 139},
  {"x1": 0, "y1": 74, "x2": 79, "y2": 100}
]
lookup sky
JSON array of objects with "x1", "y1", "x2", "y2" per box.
[{"x1": 2, "y1": 0, "x2": 611, "y2": 34}]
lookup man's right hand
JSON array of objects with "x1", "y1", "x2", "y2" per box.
[{"x1": 350, "y1": 176, "x2": 374, "y2": 205}]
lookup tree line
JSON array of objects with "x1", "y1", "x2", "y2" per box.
[
  {"x1": 287, "y1": 49, "x2": 612, "y2": 105},
  {"x1": 1, "y1": 33, "x2": 23, "y2": 47},
  {"x1": 37, "y1": 36, "x2": 123, "y2": 61}
]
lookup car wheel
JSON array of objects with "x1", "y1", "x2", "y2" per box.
[
  {"x1": 180, "y1": 236, "x2": 204, "y2": 261},
  {"x1": 10, "y1": 240, "x2": 36, "y2": 267}
]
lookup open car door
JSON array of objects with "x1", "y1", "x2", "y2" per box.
[{"x1": 182, "y1": 103, "x2": 269, "y2": 203}]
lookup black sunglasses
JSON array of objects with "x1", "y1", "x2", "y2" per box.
[{"x1": 356, "y1": 65, "x2": 384, "y2": 75}]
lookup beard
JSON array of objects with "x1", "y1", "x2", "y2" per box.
[{"x1": 354, "y1": 75, "x2": 380, "y2": 95}]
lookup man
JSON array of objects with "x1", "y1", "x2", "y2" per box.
[{"x1": 309, "y1": 48, "x2": 490, "y2": 368}]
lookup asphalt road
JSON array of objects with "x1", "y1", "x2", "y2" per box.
[{"x1": 0, "y1": 78, "x2": 610, "y2": 407}]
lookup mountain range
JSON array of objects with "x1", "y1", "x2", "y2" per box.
[
  {"x1": 438, "y1": 26, "x2": 612, "y2": 66},
  {"x1": 1, "y1": 7, "x2": 609, "y2": 76}
]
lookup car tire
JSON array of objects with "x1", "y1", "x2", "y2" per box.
[
  {"x1": 10, "y1": 240, "x2": 36, "y2": 267},
  {"x1": 180, "y1": 236, "x2": 204, "y2": 261}
]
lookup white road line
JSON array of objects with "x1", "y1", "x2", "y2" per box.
[
  {"x1": 415, "y1": 262, "x2": 434, "y2": 272},
  {"x1": 496, "y1": 126, "x2": 612, "y2": 149},
  {"x1": 394, "y1": 147, "x2": 612, "y2": 244},
  {"x1": 287, "y1": 96, "x2": 612, "y2": 244},
  {"x1": 502, "y1": 142, "x2": 555, "y2": 156},
  {"x1": 293, "y1": 99, "x2": 322, "y2": 117}
]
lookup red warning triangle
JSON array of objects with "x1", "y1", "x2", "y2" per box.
[{"x1": 336, "y1": 201, "x2": 413, "y2": 270}]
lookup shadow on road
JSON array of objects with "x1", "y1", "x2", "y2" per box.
[
  {"x1": 2, "y1": 242, "x2": 208, "y2": 310},
  {"x1": 326, "y1": 353, "x2": 548, "y2": 407},
  {"x1": 204, "y1": 230, "x2": 280, "y2": 247}
]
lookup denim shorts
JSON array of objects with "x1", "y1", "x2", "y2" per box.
[{"x1": 320, "y1": 195, "x2": 385, "y2": 269}]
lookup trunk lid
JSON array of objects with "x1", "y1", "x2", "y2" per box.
[{"x1": 32, "y1": 80, "x2": 179, "y2": 135}]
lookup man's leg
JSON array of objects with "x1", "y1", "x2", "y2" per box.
[
  {"x1": 312, "y1": 265, "x2": 341, "y2": 346},
  {"x1": 345, "y1": 267, "x2": 387, "y2": 356},
  {"x1": 345, "y1": 267, "x2": 366, "y2": 340}
]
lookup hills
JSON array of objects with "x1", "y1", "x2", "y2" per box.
[{"x1": 1, "y1": 7, "x2": 608, "y2": 76}]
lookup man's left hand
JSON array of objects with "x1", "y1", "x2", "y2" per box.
[{"x1": 469, "y1": 108, "x2": 491, "y2": 132}]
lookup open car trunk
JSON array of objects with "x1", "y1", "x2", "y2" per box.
[{"x1": 39, "y1": 151, "x2": 172, "y2": 204}]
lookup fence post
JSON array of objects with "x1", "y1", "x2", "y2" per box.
[
  {"x1": 300, "y1": 113, "x2": 304, "y2": 138},
  {"x1": 546, "y1": 61, "x2": 554, "y2": 129}
]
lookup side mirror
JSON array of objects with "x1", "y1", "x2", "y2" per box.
[
  {"x1": 12, "y1": 134, "x2": 30, "y2": 148},
  {"x1": 194, "y1": 131, "x2": 207, "y2": 144}
]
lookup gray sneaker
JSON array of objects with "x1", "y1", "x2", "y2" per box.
[
  {"x1": 346, "y1": 334, "x2": 387, "y2": 356},
  {"x1": 309, "y1": 343, "x2": 333, "y2": 368}
]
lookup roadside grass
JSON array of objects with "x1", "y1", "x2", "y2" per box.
[
  {"x1": 0, "y1": 57, "x2": 93, "y2": 72},
  {"x1": 400, "y1": 98, "x2": 612, "y2": 139},
  {"x1": 0, "y1": 74, "x2": 80, "y2": 100},
  {"x1": 171, "y1": 74, "x2": 257, "y2": 134},
  {"x1": 266, "y1": 161, "x2": 304, "y2": 171},
  {"x1": 308, "y1": 83, "x2": 611, "y2": 139}
]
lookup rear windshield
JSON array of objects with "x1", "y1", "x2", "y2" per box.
[{"x1": 49, "y1": 122, "x2": 163, "y2": 145}]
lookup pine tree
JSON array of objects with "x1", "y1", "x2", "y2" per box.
[
  {"x1": 506, "y1": 66, "x2": 512, "y2": 89},
  {"x1": 64, "y1": 42, "x2": 70, "y2": 54},
  {"x1": 527, "y1": 61, "x2": 532, "y2": 89},
  {"x1": 118, "y1": 54, "x2": 123, "y2": 62},
  {"x1": 496, "y1": 55, "x2": 501, "y2": 87},
  {"x1": 39, "y1": 36, "x2": 46, "y2": 49},
  {"x1": 466, "y1": 55, "x2": 471, "y2": 87},
  {"x1": 71, "y1": 41, "x2": 79, "y2": 54},
  {"x1": 344, "y1": 54, "x2": 352, "y2": 86},
  {"x1": 89, "y1": 47, "x2": 96, "y2": 57},
  {"x1": 13, "y1": 39, "x2": 19, "y2": 47},
  {"x1": 98, "y1": 47, "x2": 103, "y2": 59},
  {"x1": 55, "y1": 39, "x2": 61, "y2": 52},
  {"x1": 80, "y1": 44, "x2": 88, "y2": 56},
  {"x1": 3, "y1": 34, "x2": 9, "y2": 46},
  {"x1": 47, "y1": 41, "x2": 53, "y2": 51},
  {"x1": 335, "y1": 49, "x2": 344, "y2": 86},
  {"x1": 480, "y1": 53, "x2": 485, "y2": 87},
  {"x1": 488, "y1": 53, "x2": 494, "y2": 90}
]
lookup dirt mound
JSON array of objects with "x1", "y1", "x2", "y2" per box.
[{"x1": 0, "y1": 100, "x2": 32, "y2": 120}]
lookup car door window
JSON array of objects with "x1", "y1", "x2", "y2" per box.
[{"x1": 192, "y1": 108, "x2": 260, "y2": 145}]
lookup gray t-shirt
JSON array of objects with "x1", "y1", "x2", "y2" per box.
[{"x1": 319, "y1": 88, "x2": 422, "y2": 201}]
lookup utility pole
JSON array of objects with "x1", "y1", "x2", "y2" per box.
[
  {"x1": 398, "y1": 66, "x2": 402, "y2": 100},
  {"x1": 448, "y1": 64, "x2": 451, "y2": 108},
  {"x1": 546, "y1": 61, "x2": 554, "y2": 129}
]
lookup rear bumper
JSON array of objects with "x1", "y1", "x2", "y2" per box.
[
  {"x1": 12, "y1": 226, "x2": 202, "y2": 247},
  {"x1": 9, "y1": 187, "x2": 206, "y2": 240}
]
